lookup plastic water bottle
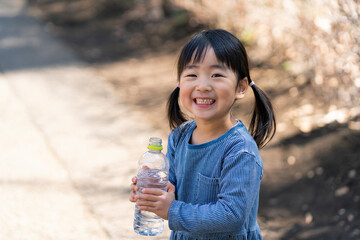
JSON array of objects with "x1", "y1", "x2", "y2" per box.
[{"x1": 133, "y1": 137, "x2": 169, "y2": 236}]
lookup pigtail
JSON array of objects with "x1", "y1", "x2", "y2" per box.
[
  {"x1": 248, "y1": 82, "x2": 276, "y2": 149},
  {"x1": 167, "y1": 87, "x2": 187, "y2": 129}
]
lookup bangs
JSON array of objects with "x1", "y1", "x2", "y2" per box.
[
  {"x1": 177, "y1": 34, "x2": 211, "y2": 78},
  {"x1": 177, "y1": 30, "x2": 247, "y2": 80}
]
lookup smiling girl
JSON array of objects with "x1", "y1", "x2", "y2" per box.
[{"x1": 130, "y1": 29, "x2": 276, "y2": 240}]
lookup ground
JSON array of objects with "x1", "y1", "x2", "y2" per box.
[{"x1": 27, "y1": 1, "x2": 360, "y2": 239}]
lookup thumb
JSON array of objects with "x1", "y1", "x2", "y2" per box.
[{"x1": 167, "y1": 181, "x2": 175, "y2": 193}]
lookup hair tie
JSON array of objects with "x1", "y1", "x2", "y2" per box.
[
  {"x1": 177, "y1": 84, "x2": 180, "y2": 88},
  {"x1": 249, "y1": 81, "x2": 255, "y2": 87}
]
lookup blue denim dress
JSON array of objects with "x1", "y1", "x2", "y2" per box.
[{"x1": 166, "y1": 120, "x2": 263, "y2": 240}]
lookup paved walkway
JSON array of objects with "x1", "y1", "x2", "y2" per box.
[{"x1": 0, "y1": 1, "x2": 170, "y2": 239}]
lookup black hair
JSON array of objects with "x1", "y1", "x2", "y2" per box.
[{"x1": 167, "y1": 29, "x2": 276, "y2": 148}]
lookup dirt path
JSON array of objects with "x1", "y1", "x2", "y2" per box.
[{"x1": 0, "y1": 3, "x2": 170, "y2": 239}]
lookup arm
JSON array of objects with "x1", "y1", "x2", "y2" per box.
[{"x1": 168, "y1": 152, "x2": 262, "y2": 233}]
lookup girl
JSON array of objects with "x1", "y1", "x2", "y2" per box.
[{"x1": 130, "y1": 29, "x2": 276, "y2": 240}]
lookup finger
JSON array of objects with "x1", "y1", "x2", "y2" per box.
[
  {"x1": 135, "y1": 193, "x2": 160, "y2": 202},
  {"x1": 142, "y1": 188, "x2": 165, "y2": 195},
  {"x1": 129, "y1": 192, "x2": 137, "y2": 202},
  {"x1": 167, "y1": 182, "x2": 175, "y2": 193},
  {"x1": 141, "y1": 165, "x2": 150, "y2": 170},
  {"x1": 132, "y1": 176, "x2": 137, "y2": 184},
  {"x1": 137, "y1": 205, "x2": 156, "y2": 212},
  {"x1": 130, "y1": 184, "x2": 138, "y2": 192},
  {"x1": 136, "y1": 199, "x2": 157, "y2": 207}
]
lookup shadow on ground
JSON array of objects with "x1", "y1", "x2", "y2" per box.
[{"x1": 260, "y1": 123, "x2": 360, "y2": 239}]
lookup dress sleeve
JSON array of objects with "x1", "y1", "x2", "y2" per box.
[
  {"x1": 166, "y1": 130, "x2": 176, "y2": 187},
  {"x1": 168, "y1": 151, "x2": 262, "y2": 233}
]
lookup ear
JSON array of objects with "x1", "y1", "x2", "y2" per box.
[{"x1": 235, "y1": 77, "x2": 248, "y2": 100}]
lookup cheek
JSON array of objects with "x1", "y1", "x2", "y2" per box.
[
  {"x1": 218, "y1": 86, "x2": 237, "y2": 104},
  {"x1": 179, "y1": 87, "x2": 191, "y2": 102},
  {"x1": 179, "y1": 88, "x2": 194, "y2": 111}
]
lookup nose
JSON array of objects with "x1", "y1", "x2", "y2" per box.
[{"x1": 195, "y1": 76, "x2": 212, "y2": 92}]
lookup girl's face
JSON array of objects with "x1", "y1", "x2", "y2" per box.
[{"x1": 179, "y1": 47, "x2": 247, "y2": 124}]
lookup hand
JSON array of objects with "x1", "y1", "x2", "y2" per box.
[
  {"x1": 129, "y1": 176, "x2": 138, "y2": 203},
  {"x1": 129, "y1": 166, "x2": 152, "y2": 202},
  {"x1": 135, "y1": 181, "x2": 175, "y2": 220}
]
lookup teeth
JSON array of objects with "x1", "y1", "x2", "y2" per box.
[{"x1": 196, "y1": 98, "x2": 215, "y2": 104}]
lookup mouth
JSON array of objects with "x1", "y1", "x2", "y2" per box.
[{"x1": 194, "y1": 98, "x2": 215, "y2": 105}]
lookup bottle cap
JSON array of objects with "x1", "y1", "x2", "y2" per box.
[{"x1": 148, "y1": 137, "x2": 163, "y2": 150}]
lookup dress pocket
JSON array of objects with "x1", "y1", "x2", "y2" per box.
[{"x1": 195, "y1": 173, "x2": 220, "y2": 204}]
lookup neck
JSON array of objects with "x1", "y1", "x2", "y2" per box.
[{"x1": 191, "y1": 116, "x2": 237, "y2": 145}]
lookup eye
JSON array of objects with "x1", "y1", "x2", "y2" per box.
[
  {"x1": 186, "y1": 74, "x2": 197, "y2": 78},
  {"x1": 212, "y1": 73, "x2": 224, "y2": 78}
]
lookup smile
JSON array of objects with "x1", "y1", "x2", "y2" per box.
[{"x1": 195, "y1": 98, "x2": 215, "y2": 105}]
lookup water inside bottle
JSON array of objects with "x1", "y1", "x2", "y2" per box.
[
  {"x1": 134, "y1": 205, "x2": 164, "y2": 236},
  {"x1": 137, "y1": 168, "x2": 168, "y2": 192},
  {"x1": 134, "y1": 168, "x2": 168, "y2": 236}
]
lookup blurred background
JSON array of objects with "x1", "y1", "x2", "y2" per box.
[{"x1": 1, "y1": 0, "x2": 359, "y2": 239}]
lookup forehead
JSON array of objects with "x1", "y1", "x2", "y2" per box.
[{"x1": 187, "y1": 47, "x2": 222, "y2": 66}]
